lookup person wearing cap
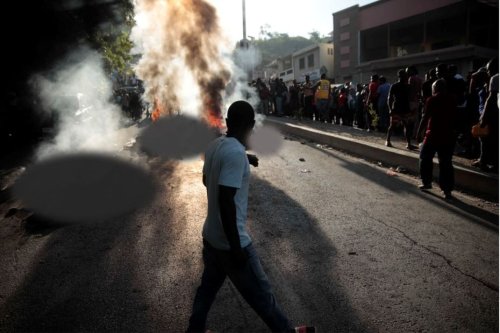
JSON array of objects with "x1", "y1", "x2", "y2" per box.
[{"x1": 187, "y1": 101, "x2": 314, "y2": 333}]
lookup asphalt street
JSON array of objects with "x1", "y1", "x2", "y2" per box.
[{"x1": 0, "y1": 136, "x2": 498, "y2": 332}]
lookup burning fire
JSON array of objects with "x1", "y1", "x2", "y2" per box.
[
  {"x1": 133, "y1": 0, "x2": 231, "y2": 130},
  {"x1": 151, "y1": 97, "x2": 162, "y2": 122}
]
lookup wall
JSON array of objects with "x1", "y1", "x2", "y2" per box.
[{"x1": 358, "y1": 0, "x2": 461, "y2": 30}]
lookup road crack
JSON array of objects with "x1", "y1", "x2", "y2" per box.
[{"x1": 371, "y1": 216, "x2": 499, "y2": 293}]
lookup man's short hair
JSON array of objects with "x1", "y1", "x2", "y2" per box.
[{"x1": 226, "y1": 101, "x2": 255, "y2": 129}]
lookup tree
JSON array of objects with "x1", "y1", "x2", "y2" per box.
[
  {"x1": 308, "y1": 31, "x2": 322, "y2": 42},
  {"x1": 90, "y1": 0, "x2": 135, "y2": 76}
]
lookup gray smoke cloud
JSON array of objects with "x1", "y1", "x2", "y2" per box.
[{"x1": 31, "y1": 48, "x2": 138, "y2": 160}]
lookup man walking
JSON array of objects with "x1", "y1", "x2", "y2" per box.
[{"x1": 187, "y1": 101, "x2": 313, "y2": 333}]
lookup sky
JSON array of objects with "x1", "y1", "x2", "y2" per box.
[{"x1": 209, "y1": 0, "x2": 379, "y2": 43}]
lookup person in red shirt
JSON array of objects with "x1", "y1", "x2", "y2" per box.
[
  {"x1": 338, "y1": 87, "x2": 348, "y2": 125},
  {"x1": 417, "y1": 79, "x2": 457, "y2": 199}
]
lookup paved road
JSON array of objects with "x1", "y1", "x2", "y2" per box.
[{"x1": 0, "y1": 137, "x2": 498, "y2": 332}]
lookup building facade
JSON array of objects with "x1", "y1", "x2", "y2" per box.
[
  {"x1": 333, "y1": 0, "x2": 498, "y2": 84},
  {"x1": 293, "y1": 43, "x2": 334, "y2": 83}
]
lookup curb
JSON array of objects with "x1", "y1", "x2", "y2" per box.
[{"x1": 266, "y1": 118, "x2": 499, "y2": 200}]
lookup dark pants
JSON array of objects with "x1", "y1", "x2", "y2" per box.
[
  {"x1": 304, "y1": 96, "x2": 314, "y2": 120},
  {"x1": 419, "y1": 142, "x2": 455, "y2": 192},
  {"x1": 187, "y1": 241, "x2": 291, "y2": 333}
]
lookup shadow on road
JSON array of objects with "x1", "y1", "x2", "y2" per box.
[
  {"x1": 310, "y1": 144, "x2": 498, "y2": 231},
  {"x1": 243, "y1": 175, "x2": 369, "y2": 332},
  {"x1": 0, "y1": 161, "x2": 181, "y2": 332}
]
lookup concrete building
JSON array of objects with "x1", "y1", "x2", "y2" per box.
[
  {"x1": 293, "y1": 43, "x2": 334, "y2": 83},
  {"x1": 261, "y1": 43, "x2": 334, "y2": 85},
  {"x1": 332, "y1": 0, "x2": 498, "y2": 84}
]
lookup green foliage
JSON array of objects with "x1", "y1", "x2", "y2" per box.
[
  {"x1": 94, "y1": 28, "x2": 134, "y2": 75},
  {"x1": 91, "y1": 0, "x2": 135, "y2": 75},
  {"x1": 253, "y1": 34, "x2": 314, "y2": 67}
]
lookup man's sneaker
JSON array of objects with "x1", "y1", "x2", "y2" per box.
[
  {"x1": 385, "y1": 141, "x2": 393, "y2": 147},
  {"x1": 293, "y1": 326, "x2": 316, "y2": 333},
  {"x1": 419, "y1": 184, "x2": 432, "y2": 190},
  {"x1": 443, "y1": 191, "x2": 453, "y2": 200}
]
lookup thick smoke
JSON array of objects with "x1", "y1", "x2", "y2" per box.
[
  {"x1": 32, "y1": 49, "x2": 137, "y2": 160},
  {"x1": 132, "y1": 0, "x2": 261, "y2": 127},
  {"x1": 132, "y1": 0, "x2": 227, "y2": 126}
]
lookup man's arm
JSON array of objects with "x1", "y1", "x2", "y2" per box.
[
  {"x1": 387, "y1": 86, "x2": 394, "y2": 114},
  {"x1": 219, "y1": 185, "x2": 247, "y2": 267},
  {"x1": 480, "y1": 78, "x2": 498, "y2": 127}
]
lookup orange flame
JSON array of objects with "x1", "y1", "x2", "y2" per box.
[
  {"x1": 151, "y1": 97, "x2": 162, "y2": 122},
  {"x1": 203, "y1": 97, "x2": 223, "y2": 129}
]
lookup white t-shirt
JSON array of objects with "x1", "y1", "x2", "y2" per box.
[{"x1": 202, "y1": 136, "x2": 251, "y2": 250}]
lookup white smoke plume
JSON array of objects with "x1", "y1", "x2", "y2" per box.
[{"x1": 32, "y1": 49, "x2": 137, "y2": 160}]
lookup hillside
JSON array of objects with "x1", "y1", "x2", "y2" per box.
[{"x1": 253, "y1": 34, "x2": 316, "y2": 67}]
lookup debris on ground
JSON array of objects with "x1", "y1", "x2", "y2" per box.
[
  {"x1": 299, "y1": 158, "x2": 305, "y2": 162},
  {"x1": 395, "y1": 166, "x2": 407, "y2": 173},
  {"x1": 387, "y1": 168, "x2": 398, "y2": 176},
  {"x1": 300, "y1": 169, "x2": 311, "y2": 173},
  {"x1": 348, "y1": 251, "x2": 358, "y2": 255}
]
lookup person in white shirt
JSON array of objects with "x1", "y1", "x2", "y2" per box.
[{"x1": 187, "y1": 101, "x2": 315, "y2": 333}]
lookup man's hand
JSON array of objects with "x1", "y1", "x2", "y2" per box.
[{"x1": 247, "y1": 154, "x2": 259, "y2": 167}]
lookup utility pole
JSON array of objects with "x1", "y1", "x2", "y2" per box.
[{"x1": 242, "y1": 0, "x2": 246, "y2": 41}]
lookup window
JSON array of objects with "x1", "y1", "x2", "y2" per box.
[
  {"x1": 425, "y1": 4, "x2": 466, "y2": 52},
  {"x1": 340, "y1": 46, "x2": 350, "y2": 55},
  {"x1": 307, "y1": 54, "x2": 314, "y2": 68},
  {"x1": 286, "y1": 69, "x2": 293, "y2": 74},
  {"x1": 340, "y1": 32, "x2": 350, "y2": 41},
  {"x1": 328, "y1": 48, "x2": 334, "y2": 55},
  {"x1": 340, "y1": 17, "x2": 350, "y2": 27},
  {"x1": 299, "y1": 57, "x2": 305, "y2": 69},
  {"x1": 389, "y1": 15, "x2": 424, "y2": 57},
  {"x1": 360, "y1": 25, "x2": 388, "y2": 62}
]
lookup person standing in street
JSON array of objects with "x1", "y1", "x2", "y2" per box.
[
  {"x1": 417, "y1": 79, "x2": 457, "y2": 199},
  {"x1": 315, "y1": 74, "x2": 330, "y2": 123},
  {"x1": 386, "y1": 69, "x2": 413, "y2": 148},
  {"x1": 187, "y1": 100, "x2": 314, "y2": 333},
  {"x1": 376, "y1": 76, "x2": 391, "y2": 132},
  {"x1": 302, "y1": 75, "x2": 315, "y2": 120},
  {"x1": 473, "y1": 57, "x2": 499, "y2": 172},
  {"x1": 406, "y1": 66, "x2": 423, "y2": 141}
]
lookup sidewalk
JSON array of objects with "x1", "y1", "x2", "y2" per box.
[{"x1": 265, "y1": 116, "x2": 499, "y2": 200}]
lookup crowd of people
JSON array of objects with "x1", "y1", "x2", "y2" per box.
[{"x1": 252, "y1": 59, "x2": 499, "y2": 175}]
